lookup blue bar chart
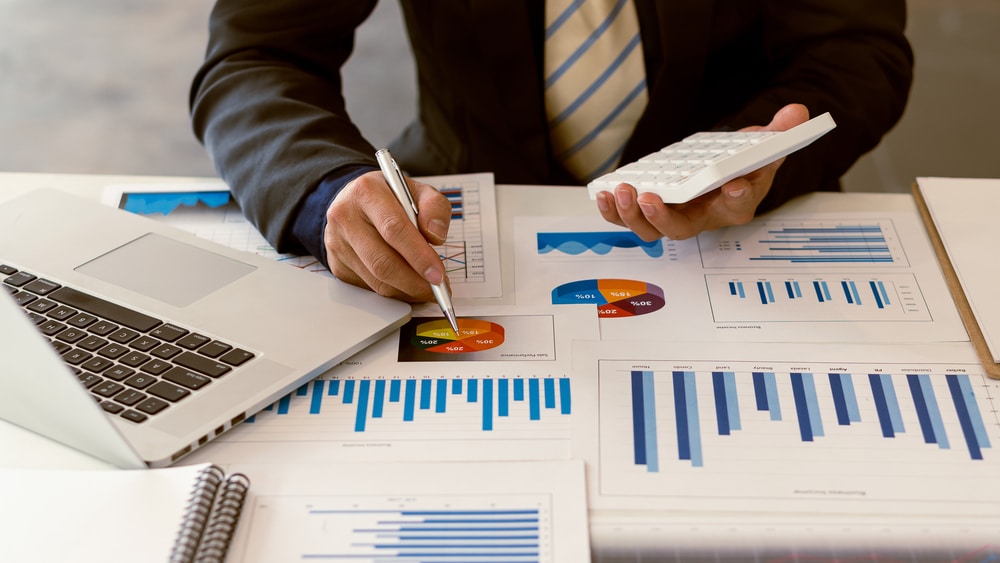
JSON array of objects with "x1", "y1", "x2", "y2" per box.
[
  {"x1": 699, "y1": 219, "x2": 906, "y2": 267},
  {"x1": 241, "y1": 493, "x2": 555, "y2": 563},
  {"x1": 708, "y1": 273, "x2": 930, "y2": 322},
  {"x1": 593, "y1": 353, "x2": 1000, "y2": 507},
  {"x1": 243, "y1": 374, "x2": 572, "y2": 434}
]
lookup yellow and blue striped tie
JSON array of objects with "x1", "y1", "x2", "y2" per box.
[{"x1": 544, "y1": 0, "x2": 648, "y2": 183}]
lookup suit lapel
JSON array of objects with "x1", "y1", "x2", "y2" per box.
[{"x1": 628, "y1": 0, "x2": 715, "y2": 159}]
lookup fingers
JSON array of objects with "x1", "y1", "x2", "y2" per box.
[{"x1": 324, "y1": 171, "x2": 450, "y2": 302}]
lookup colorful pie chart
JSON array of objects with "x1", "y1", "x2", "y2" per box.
[
  {"x1": 552, "y1": 278, "x2": 665, "y2": 317},
  {"x1": 411, "y1": 318, "x2": 506, "y2": 354}
]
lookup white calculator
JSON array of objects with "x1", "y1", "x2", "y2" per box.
[{"x1": 587, "y1": 112, "x2": 836, "y2": 204}]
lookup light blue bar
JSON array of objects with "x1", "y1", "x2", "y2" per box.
[
  {"x1": 850, "y1": 281, "x2": 862, "y2": 306},
  {"x1": 918, "y1": 374, "x2": 950, "y2": 449},
  {"x1": 354, "y1": 379, "x2": 370, "y2": 432},
  {"x1": 528, "y1": 379, "x2": 541, "y2": 420},
  {"x1": 957, "y1": 374, "x2": 992, "y2": 448},
  {"x1": 451, "y1": 378, "x2": 463, "y2": 394},
  {"x1": 641, "y1": 371, "x2": 659, "y2": 472},
  {"x1": 276, "y1": 393, "x2": 291, "y2": 415},
  {"x1": 419, "y1": 379, "x2": 432, "y2": 410},
  {"x1": 403, "y1": 379, "x2": 416, "y2": 421},
  {"x1": 343, "y1": 380, "x2": 355, "y2": 404},
  {"x1": 724, "y1": 371, "x2": 741, "y2": 431},
  {"x1": 465, "y1": 378, "x2": 477, "y2": 403},
  {"x1": 878, "y1": 280, "x2": 891, "y2": 305},
  {"x1": 498, "y1": 378, "x2": 509, "y2": 417},
  {"x1": 543, "y1": 378, "x2": 556, "y2": 409},
  {"x1": 802, "y1": 372, "x2": 824, "y2": 437},
  {"x1": 482, "y1": 378, "x2": 494, "y2": 431},
  {"x1": 372, "y1": 379, "x2": 385, "y2": 418},
  {"x1": 559, "y1": 377, "x2": 571, "y2": 415},
  {"x1": 513, "y1": 378, "x2": 525, "y2": 401},
  {"x1": 881, "y1": 374, "x2": 906, "y2": 434},
  {"x1": 684, "y1": 371, "x2": 703, "y2": 467},
  {"x1": 764, "y1": 371, "x2": 781, "y2": 420},
  {"x1": 309, "y1": 379, "x2": 325, "y2": 414},
  {"x1": 388, "y1": 379, "x2": 400, "y2": 402},
  {"x1": 328, "y1": 378, "x2": 341, "y2": 396},
  {"x1": 822, "y1": 281, "x2": 831, "y2": 301},
  {"x1": 842, "y1": 373, "x2": 862, "y2": 422},
  {"x1": 435, "y1": 378, "x2": 447, "y2": 413}
]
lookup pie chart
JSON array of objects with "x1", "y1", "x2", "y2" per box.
[
  {"x1": 551, "y1": 278, "x2": 665, "y2": 317},
  {"x1": 410, "y1": 318, "x2": 505, "y2": 354}
]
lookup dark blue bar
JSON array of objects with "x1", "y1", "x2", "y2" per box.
[
  {"x1": 498, "y1": 378, "x2": 509, "y2": 417},
  {"x1": 841, "y1": 280, "x2": 853, "y2": 304},
  {"x1": 870, "y1": 280, "x2": 885, "y2": 309},
  {"x1": 528, "y1": 378, "x2": 541, "y2": 420},
  {"x1": 789, "y1": 373, "x2": 813, "y2": 442},
  {"x1": 946, "y1": 374, "x2": 983, "y2": 460},
  {"x1": 354, "y1": 379, "x2": 370, "y2": 432},
  {"x1": 328, "y1": 378, "x2": 341, "y2": 396},
  {"x1": 513, "y1": 378, "x2": 525, "y2": 401},
  {"x1": 673, "y1": 371, "x2": 691, "y2": 460},
  {"x1": 729, "y1": 281, "x2": 737, "y2": 296},
  {"x1": 451, "y1": 378, "x2": 462, "y2": 394},
  {"x1": 309, "y1": 379, "x2": 325, "y2": 414},
  {"x1": 372, "y1": 379, "x2": 385, "y2": 418},
  {"x1": 631, "y1": 371, "x2": 647, "y2": 465},
  {"x1": 482, "y1": 378, "x2": 494, "y2": 431},
  {"x1": 868, "y1": 373, "x2": 895, "y2": 438},
  {"x1": 468, "y1": 378, "x2": 478, "y2": 403},
  {"x1": 785, "y1": 281, "x2": 795, "y2": 298},
  {"x1": 907, "y1": 374, "x2": 936, "y2": 444},
  {"x1": 828, "y1": 373, "x2": 850, "y2": 425},
  {"x1": 813, "y1": 281, "x2": 825, "y2": 302},
  {"x1": 388, "y1": 379, "x2": 400, "y2": 402},
  {"x1": 295, "y1": 383, "x2": 308, "y2": 396},
  {"x1": 757, "y1": 281, "x2": 768, "y2": 305},
  {"x1": 543, "y1": 378, "x2": 556, "y2": 409},
  {"x1": 712, "y1": 371, "x2": 730, "y2": 435},
  {"x1": 752, "y1": 371, "x2": 768, "y2": 411},
  {"x1": 559, "y1": 377, "x2": 571, "y2": 415},
  {"x1": 435, "y1": 378, "x2": 447, "y2": 413},
  {"x1": 343, "y1": 379, "x2": 355, "y2": 404},
  {"x1": 403, "y1": 379, "x2": 416, "y2": 421}
]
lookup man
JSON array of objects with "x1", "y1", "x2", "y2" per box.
[{"x1": 190, "y1": 1, "x2": 913, "y2": 303}]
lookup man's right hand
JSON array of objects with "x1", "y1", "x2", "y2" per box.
[{"x1": 323, "y1": 170, "x2": 452, "y2": 302}]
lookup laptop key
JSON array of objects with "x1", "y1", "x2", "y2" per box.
[
  {"x1": 135, "y1": 397, "x2": 169, "y2": 415},
  {"x1": 23, "y1": 278, "x2": 60, "y2": 295},
  {"x1": 49, "y1": 286, "x2": 161, "y2": 332},
  {"x1": 175, "y1": 352, "x2": 231, "y2": 378},
  {"x1": 120, "y1": 410, "x2": 148, "y2": 423},
  {"x1": 3, "y1": 271, "x2": 35, "y2": 287},
  {"x1": 198, "y1": 340, "x2": 232, "y2": 358},
  {"x1": 113, "y1": 389, "x2": 146, "y2": 407},
  {"x1": 147, "y1": 381, "x2": 191, "y2": 402},
  {"x1": 93, "y1": 381, "x2": 125, "y2": 398},
  {"x1": 151, "y1": 324, "x2": 188, "y2": 342},
  {"x1": 26, "y1": 298, "x2": 58, "y2": 314},
  {"x1": 162, "y1": 366, "x2": 211, "y2": 390},
  {"x1": 103, "y1": 366, "x2": 136, "y2": 381},
  {"x1": 176, "y1": 333, "x2": 210, "y2": 350},
  {"x1": 220, "y1": 348, "x2": 255, "y2": 366},
  {"x1": 100, "y1": 401, "x2": 125, "y2": 414}
]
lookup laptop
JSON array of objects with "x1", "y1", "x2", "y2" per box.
[{"x1": 0, "y1": 189, "x2": 410, "y2": 468}]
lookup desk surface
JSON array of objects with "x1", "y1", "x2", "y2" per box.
[{"x1": 0, "y1": 172, "x2": 918, "y2": 469}]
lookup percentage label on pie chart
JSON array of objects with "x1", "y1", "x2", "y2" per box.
[
  {"x1": 552, "y1": 279, "x2": 665, "y2": 317},
  {"x1": 411, "y1": 318, "x2": 506, "y2": 354}
]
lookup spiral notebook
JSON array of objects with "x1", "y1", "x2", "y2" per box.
[{"x1": 0, "y1": 463, "x2": 250, "y2": 563}]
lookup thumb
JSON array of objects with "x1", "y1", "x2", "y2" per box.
[{"x1": 766, "y1": 103, "x2": 810, "y2": 132}]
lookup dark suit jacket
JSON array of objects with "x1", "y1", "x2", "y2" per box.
[{"x1": 191, "y1": 0, "x2": 913, "y2": 255}]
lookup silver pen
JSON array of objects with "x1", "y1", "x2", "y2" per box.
[{"x1": 375, "y1": 148, "x2": 460, "y2": 336}]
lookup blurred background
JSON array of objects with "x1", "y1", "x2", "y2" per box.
[{"x1": 1, "y1": 0, "x2": 997, "y2": 193}]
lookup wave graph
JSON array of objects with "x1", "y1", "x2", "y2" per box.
[{"x1": 537, "y1": 231, "x2": 663, "y2": 258}]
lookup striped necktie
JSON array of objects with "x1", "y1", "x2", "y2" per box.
[{"x1": 544, "y1": 0, "x2": 648, "y2": 183}]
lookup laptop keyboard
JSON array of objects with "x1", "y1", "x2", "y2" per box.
[{"x1": 2, "y1": 264, "x2": 255, "y2": 424}]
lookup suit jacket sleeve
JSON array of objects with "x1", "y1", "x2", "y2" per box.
[
  {"x1": 190, "y1": 0, "x2": 380, "y2": 253},
  {"x1": 701, "y1": 1, "x2": 913, "y2": 211}
]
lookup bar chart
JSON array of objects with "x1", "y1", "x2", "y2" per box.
[
  {"x1": 239, "y1": 373, "x2": 571, "y2": 435},
  {"x1": 707, "y1": 273, "x2": 931, "y2": 322},
  {"x1": 699, "y1": 218, "x2": 907, "y2": 267},
  {"x1": 593, "y1": 353, "x2": 1000, "y2": 509},
  {"x1": 242, "y1": 495, "x2": 551, "y2": 562}
]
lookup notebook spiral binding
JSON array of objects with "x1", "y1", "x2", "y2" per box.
[{"x1": 169, "y1": 465, "x2": 250, "y2": 563}]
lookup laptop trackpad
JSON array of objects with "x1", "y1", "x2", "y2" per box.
[{"x1": 76, "y1": 233, "x2": 257, "y2": 307}]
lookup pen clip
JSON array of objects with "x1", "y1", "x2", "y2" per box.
[{"x1": 376, "y1": 148, "x2": 419, "y2": 223}]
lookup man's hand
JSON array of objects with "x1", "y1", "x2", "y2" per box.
[
  {"x1": 595, "y1": 103, "x2": 810, "y2": 241},
  {"x1": 324, "y1": 170, "x2": 452, "y2": 302}
]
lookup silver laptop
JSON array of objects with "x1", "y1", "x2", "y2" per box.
[{"x1": 0, "y1": 189, "x2": 410, "y2": 468}]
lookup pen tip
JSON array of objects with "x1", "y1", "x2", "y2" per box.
[{"x1": 445, "y1": 310, "x2": 460, "y2": 337}]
